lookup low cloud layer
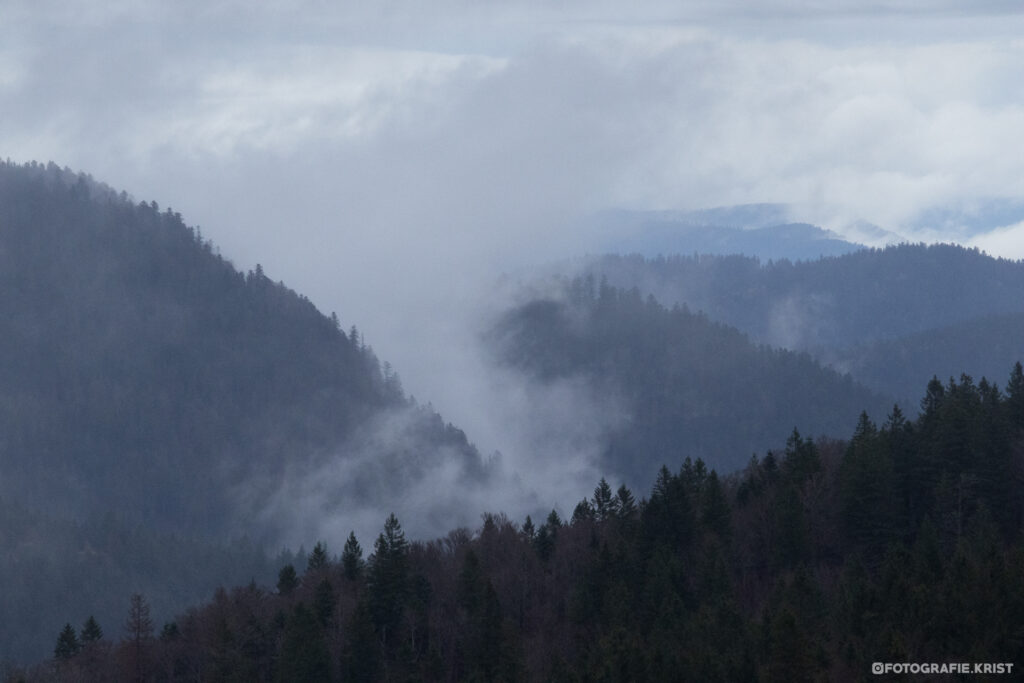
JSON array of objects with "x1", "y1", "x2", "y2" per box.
[{"x1": 7, "y1": 2, "x2": 1024, "y2": 542}]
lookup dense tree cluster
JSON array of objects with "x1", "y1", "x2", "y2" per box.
[
  {"x1": 13, "y1": 366, "x2": 1022, "y2": 682},
  {"x1": 490, "y1": 276, "x2": 892, "y2": 477}
]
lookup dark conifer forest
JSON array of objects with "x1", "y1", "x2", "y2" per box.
[
  {"x1": 2, "y1": 160, "x2": 1024, "y2": 680},
  {"x1": 17, "y1": 368, "x2": 1024, "y2": 681}
]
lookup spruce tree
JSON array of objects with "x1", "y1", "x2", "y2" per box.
[
  {"x1": 342, "y1": 531, "x2": 364, "y2": 581},
  {"x1": 54, "y1": 623, "x2": 80, "y2": 660},
  {"x1": 80, "y1": 615, "x2": 103, "y2": 644},
  {"x1": 521, "y1": 515, "x2": 536, "y2": 540},
  {"x1": 593, "y1": 478, "x2": 614, "y2": 521},
  {"x1": 307, "y1": 541, "x2": 329, "y2": 572},
  {"x1": 368, "y1": 513, "x2": 410, "y2": 643},
  {"x1": 615, "y1": 484, "x2": 638, "y2": 520},
  {"x1": 277, "y1": 564, "x2": 299, "y2": 595},
  {"x1": 572, "y1": 499, "x2": 596, "y2": 524}
]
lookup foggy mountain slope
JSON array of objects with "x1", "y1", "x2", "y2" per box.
[
  {"x1": 590, "y1": 244, "x2": 1024, "y2": 353},
  {"x1": 832, "y1": 312, "x2": 1024, "y2": 404},
  {"x1": 488, "y1": 277, "x2": 893, "y2": 481},
  {"x1": 0, "y1": 495, "x2": 275, "y2": 666},
  {"x1": 0, "y1": 160, "x2": 486, "y2": 540},
  {"x1": 0, "y1": 160, "x2": 493, "y2": 664}
]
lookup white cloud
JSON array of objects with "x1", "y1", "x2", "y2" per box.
[{"x1": 969, "y1": 221, "x2": 1024, "y2": 260}]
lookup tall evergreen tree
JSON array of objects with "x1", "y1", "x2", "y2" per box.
[
  {"x1": 81, "y1": 615, "x2": 103, "y2": 644},
  {"x1": 572, "y1": 499, "x2": 596, "y2": 524},
  {"x1": 521, "y1": 514, "x2": 536, "y2": 540},
  {"x1": 306, "y1": 542, "x2": 329, "y2": 572},
  {"x1": 368, "y1": 513, "x2": 410, "y2": 644},
  {"x1": 54, "y1": 623, "x2": 80, "y2": 661},
  {"x1": 593, "y1": 478, "x2": 615, "y2": 521},
  {"x1": 342, "y1": 531, "x2": 364, "y2": 581},
  {"x1": 277, "y1": 564, "x2": 299, "y2": 596},
  {"x1": 615, "y1": 484, "x2": 638, "y2": 520}
]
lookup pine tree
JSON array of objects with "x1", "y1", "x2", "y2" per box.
[
  {"x1": 81, "y1": 615, "x2": 103, "y2": 644},
  {"x1": 839, "y1": 411, "x2": 895, "y2": 553},
  {"x1": 368, "y1": 513, "x2": 410, "y2": 644},
  {"x1": 615, "y1": 484, "x2": 638, "y2": 520},
  {"x1": 54, "y1": 623, "x2": 80, "y2": 660},
  {"x1": 521, "y1": 515, "x2": 536, "y2": 540},
  {"x1": 572, "y1": 499, "x2": 596, "y2": 524},
  {"x1": 783, "y1": 428, "x2": 821, "y2": 483},
  {"x1": 277, "y1": 564, "x2": 299, "y2": 595},
  {"x1": 342, "y1": 531, "x2": 364, "y2": 581},
  {"x1": 307, "y1": 541, "x2": 329, "y2": 572},
  {"x1": 593, "y1": 478, "x2": 614, "y2": 521}
]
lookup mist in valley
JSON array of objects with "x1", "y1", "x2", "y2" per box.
[{"x1": 6, "y1": 2, "x2": 1024, "y2": 670}]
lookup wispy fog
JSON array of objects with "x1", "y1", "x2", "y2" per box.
[{"x1": 7, "y1": 1, "x2": 1024, "y2": 543}]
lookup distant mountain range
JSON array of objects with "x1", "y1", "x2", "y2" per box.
[
  {"x1": 591, "y1": 198, "x2": 1024, "y2": 262},
  {"x1": 590, "y1": 206, "x2": 867, "y2": 261},
  {"x1": 584, "y1": 245, "x2": 1024, "y2": 406}
]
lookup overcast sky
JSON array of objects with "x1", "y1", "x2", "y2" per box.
[{"x1": 7, "y1": 1, "x2": 1024, "y2": 531}]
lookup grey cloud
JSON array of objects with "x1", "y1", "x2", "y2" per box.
[{"x1": 8, "y1": 2, "x2": 1024, "y2": 542}]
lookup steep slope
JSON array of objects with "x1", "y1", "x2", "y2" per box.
[
  {"x1": 0, "y1": 161, "x2": 488, "y2": 663},
  {"x1": 0, "y1": 161, "x2": 485, "y2": 540},
  {"x1": 488, "y1": 278, "x2": 893, "y2": 480},
  {"x1": 0, "y1": 496, "x2": 276, "y2": 667}
]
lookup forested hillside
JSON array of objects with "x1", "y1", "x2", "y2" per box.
[
  {"x1": 21, "y1": 366, "x2": 1024, "y2": 682},
  {"x1": 0, "y1": 161, "x2": 487, "y2": 663},
  {"x1": 0, "y1": 497, "x2": 276, "y2": 669},
  {"x1": 834, "y1": 312, "x2": 1024, "y2": 403},
  {"x1": 488, "y1": 277, "x2": 892, "y2": 479},
  {"x1": 591, "y1": 246, "x2": 1024, "y2": 352},
  {"x1": 0, "y1": 160, "x2": 484, "y2": 536},
  {"x1": 587, "y1": 247, "x2": 1024, "y2": 408}
]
